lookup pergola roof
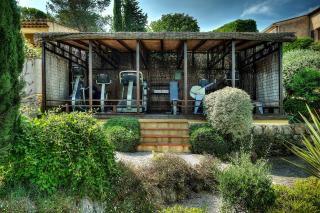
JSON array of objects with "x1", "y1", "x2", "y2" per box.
[{"x1": 36, "y1": 32, "x2": 296, "y2": 52}]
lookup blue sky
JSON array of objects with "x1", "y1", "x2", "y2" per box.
[{"x1": 18, "y1": 0, "x2": 319, "y2": 31}]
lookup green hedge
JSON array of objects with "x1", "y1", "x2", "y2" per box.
[
  {"x1": 214, "y1": 19, "x2": 258, "y2": 32},
  {"x1": 190, "y1": 126, "x2": 228, "y2": 157},
  {"x1": 103, "y1": 117, "x2": 140, "y2": 152},
  {"x1": 12, "y1": 113, "x2": 116, "y2": 198}
]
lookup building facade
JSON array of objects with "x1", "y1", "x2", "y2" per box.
[{"x1": 263, "y1": 7, "x2": 320, "y2": 41}]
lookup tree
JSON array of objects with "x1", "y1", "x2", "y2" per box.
[
  {"x1": 112, "y1": 0, "x2": 123, "y2": 31},
  {"x1": 0, "y1": 0, "x2": 24, "y2": 159},
  {"x1": 20, "y1": 7, "x2": 51, "y2": 20},
  {"x1": 122, "y1": 0, "x2": 147, "y2": 32},
  {"x1": 47, "y1": 0, "x2": 111, "y2": 32},
  {"x1": 214, "y1": 19, "x2": 258, "y2": 32},
  {"x1": 150, "y1": 13, "x2": 200, "y2": 32}
]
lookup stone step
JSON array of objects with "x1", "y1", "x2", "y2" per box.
[
  {"x1": 137, "y1": 143, "x2": 190, "y2": 153},
  {"x1": 140, "y1": 128, "x2": 189, "y2": 136},
  {"x1": 140, "y1": 134, "x2": 189, "y2": 143},
  {"x1": 139, "y1": 119, "x2": 189, "y2": 129}
]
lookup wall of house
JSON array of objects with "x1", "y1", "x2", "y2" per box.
[
  {"x1": 46, "y1": 52, "x2": 70, "y2": 106},
  {"x1": 277, "y1": 16, "x2": 309, "y2": 37},
  {"x1": 47, "y1": 22, "x2": 79, "y2": 33},
  {"x1": 310, "y1": 11, "x2": 320, "y2": 41}
]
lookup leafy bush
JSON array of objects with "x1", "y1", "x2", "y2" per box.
[
  {"x1": 311, "y1": 41, "x2": 320, "y2": 51},
  {"x1": 106, "y1": 126, "x2": 138, "y2": 152},
  {"x1": 214, "y1": 19, "x2": 258, "y2": 32},
  {"x1": 12, "y1": 113, "x2": 116, "y2": 198},
  {"x1": 283, "y1": 37, "x2": 314, "y2": 53},
  {"x1": 218, "y1": 153, "x2": 276, "y2": 212},
  {"x1": 283, "y1": 49, "x2": 320, "y2": 87},
  {"x1": 204, "y1": 87, "x2": 253, "y2": 142},
  {"x1": 189, "y1": 122, "x2": 210, "y2": 135},
  {"x1": 190, "y1": 126, "x2": 228, "y2": 157},
  {"x1": 270, "y1": 177, "x2": 320, "y2": 212},
  {"x1": 160, "y1": 205, "x2": 207, "y2": 213},
  {"x1": 104, "y1": 116, "x2": 140, "y2": 136},
  {"x1": 104, "y1": 116, "x2": 140, "y2": 152},
  {"x1": 23, "y1": 37, "x2": 41, "y2": 58},
  {"x1": 286, "y1": 68, "x2": 320, "y2": 102}
]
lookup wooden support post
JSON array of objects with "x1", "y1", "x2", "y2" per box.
[
  {"x1": 41, "y1": 40, "x2": 46, "y2": 112},
  {"x1": 278, "y1": 42, "x2": 284, "y2": 114},
  {"x1": 183, "y1": 41, "x2": 188, "y2": 114},
  {"x1": 231, "y1": 40, "x2": 236, "y2": 87},
  {"x1": 136, "y1": 40, "x2": 140, "y2": 113},
  {"x1": 88, "y1": 41, "x2": 93, "y2": 110}
]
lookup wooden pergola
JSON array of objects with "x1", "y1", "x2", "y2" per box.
[{"x1": 36, "y1": 32, "x2": 295, "y2": 114}]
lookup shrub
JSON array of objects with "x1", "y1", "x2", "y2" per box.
[
  {"x1": 214, "y1": 19, "x2": 258, "y2": 32},
  {"x1": 204, "y1": 87, "x2": 253, "y2": 142},
  {"x1": 311, "y1": 41, "x2": 320, "y2": 51},
  {"x1": 270, "y1": 177, "x2": 320, "y2": 212},
  {"x1": 286, "y1": 68, "x2": 320, "y2": 102},
  {"x1": 190, "y1": 126, "x2": 228, "y2": 157},
  {"x1": 104, "y1": 116, "x2": 140, "y2": 151},
  {"x1": 106, "y1": 126, "x2": 138, "y2": 152},
  {"x1": 160, "y1": 205, "x2": 207, "y2": 213},
  {"x1": 137, "y1": 154, "x2": 193, "y2": 204},
  {"x1": 283, "y1": 37, "x2": 314, "y2": 53},
  {"x1": 12, "y1": 113, "x2": 116, "y2": 198},
  {"x1": 189, "y1": 122, "x2": 210, "y2": 135},
  {"x1": 107, "y1": 162, "x2": 156, "y2": 212},
  {"x1": 218, "y1": 153, "x2": 276, "y2": 212},
  {"x1": 283, "y1": 49, "x2": 320, "y2": 87}
]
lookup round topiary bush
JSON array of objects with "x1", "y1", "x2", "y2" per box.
[
  {"x1": 103, "y1": 116, "x2": 140, "y2": 152},
  {"x1": 190, "y1": 126, "x2": 228, "y2": 157},
  {"x1": 106, "y1": 126, "x2": 138, "y2": 152},
  {"x1": 12, "y1": 112, "x2": 116, "y2": 198},
  {"x1": 204, "y1": 87, "x2": 253, "y2": 142},
  {"x1": 283, "y1": 49, "x2": 320, "y2": 87}
]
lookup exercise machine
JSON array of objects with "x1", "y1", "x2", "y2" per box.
[
  {"x1": 190, "y1": 79, "x2": 215, "y2": 114},
  {"x1": 70, "y1": 65, "x2": 87, "y2": 111},
  {"x1": 170, "y1": 80, "x2": 179, "y2": 115},
  {"x1": 117, "y1": 70, "x2": 148, "y2": 113},
  {"x1": 96, "y1": 73, "x2": 112, "y2": 112}
]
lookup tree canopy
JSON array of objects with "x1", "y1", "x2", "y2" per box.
[
  {"x1": 0, "y1": 0, "x2": 24, "y2": 159},
  {"x1": 47, "y1": 0, "x2": 111, "y2": 32},
  {"x1": 20, "y1": 7, "x2": 51, "y2": 20},
  {"x1": 150, "y1": 13, "x2": 200, "y2": 32},
  {"x1": 214, "y1": 19, "x2": 258, "y2": 32},
  {"x1": 112, "y1": 0, "x2": 147, "y2": 32}
]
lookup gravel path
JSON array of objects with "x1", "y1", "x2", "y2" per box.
[{"x1": 116, "y1": 152, "x2": 309, "y2": 212}]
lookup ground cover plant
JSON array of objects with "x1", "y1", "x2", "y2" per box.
[
  {"x1": 104, "y1": 116, "x2": 140, "y2": 152},
  {"x1": 270, "y1": 177, "x2": 320, "y2": 212}
]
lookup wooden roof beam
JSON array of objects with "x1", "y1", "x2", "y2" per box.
[
  {"x1": 192, "y1": 40, "x2": 207, "y2": 52},
  {"x1": 117, "y1": 39, "x2": 134, "y2": 52}
]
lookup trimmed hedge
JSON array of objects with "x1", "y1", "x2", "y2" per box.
[
  {"x1": 104, "y1": 116, "x2": 140, "y2": 152},
  {"x1": 190, "y1": 126, "x2": 228, "y2": 157},
  {"x1": 214, "y1": 19, "x2": 258, "y2": 32}
]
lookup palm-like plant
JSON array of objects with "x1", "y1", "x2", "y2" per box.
[{"x1": 288, "y1": 105, "x2": 320, "y2": 178}]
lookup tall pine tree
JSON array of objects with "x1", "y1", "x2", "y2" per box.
[
  {"x1": 122, "y1": 0, "x2": 147, "y2": 32},
  {"x1": 0, "y1": 0, "x2": 24, "y2": 157},
  {"x1": 112, "y1": 0, "x2": 123, "y2": 31}
]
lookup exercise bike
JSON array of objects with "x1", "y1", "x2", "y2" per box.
[
  {"x1": 70, "y1": 65, "x2": 87, "y2": 111},
  {"x1": 190, "y1": 79, "x2": 215, "y2": 114},
  {"x1": 96, "y1": 73, "x2": 112, "y2": 112},
  {"x1": 117, "y1": 70, "x2": 148, "y2": 113}
]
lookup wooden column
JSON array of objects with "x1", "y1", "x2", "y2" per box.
[
  {"x1": 41, "y1": 40, "x2": 46, "y2": 112},
  {"x1": 136, "y1": 40, "x2": 140, "y2": 112},
  {"x1": 231, "y1": 40, "x2": 236, "y2": 87},
  {"x1": 278, "y1": 42, "x2": 284, "y2": 114},
  {"x1": 183, "y1": 41, "x2": 188, "y2": 114},
  {"x1": 88, "y1": 41, "x2": 93, "y2": 110}
]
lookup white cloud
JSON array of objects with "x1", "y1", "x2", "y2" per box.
[{"x1": 241, "y1": 1, "x2": 273, "y2": 17}]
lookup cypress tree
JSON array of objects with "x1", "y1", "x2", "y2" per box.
[
  {"x1": 112, "y1": 0, "x2": 123, "y2": 31},
  {"x1": 0, "y1": 0, "x2": 24, "y2": 158},
  {"x1": 123, "y1": 0, "x2": 147, "y2": 32}
]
